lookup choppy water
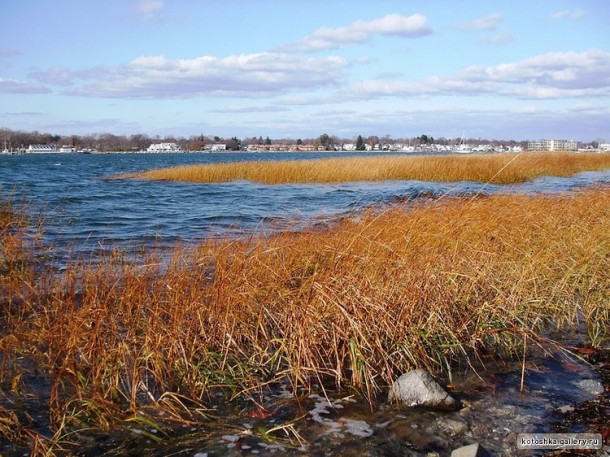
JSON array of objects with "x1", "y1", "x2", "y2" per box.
[{"x1": 2, "y1": 151, "x2": 609, "y2": 259}]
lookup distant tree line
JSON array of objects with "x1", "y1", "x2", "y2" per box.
[{"x1": 2, "y1": 128, "x2": 601, "y2": 152}]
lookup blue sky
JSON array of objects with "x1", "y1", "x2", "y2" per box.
[{"x1": 1, "y1": 0, "x2": 609, "y2": 141}]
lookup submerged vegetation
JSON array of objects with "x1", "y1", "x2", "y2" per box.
[
  {"x1": 0, "y1": 181, "x2": 608, "y2": 453},
  {"x1": 126, "y1": 152, "x2": 610, "y2": 185}
]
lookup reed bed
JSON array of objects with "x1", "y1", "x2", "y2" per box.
[
  {"x1": 1, "y1": 187, "x2": 609, "y2": 453},
  {"x1": 125, "y1": 152, "x2": 610, "y2": 185}
]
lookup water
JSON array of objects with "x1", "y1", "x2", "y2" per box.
[{"x1": 2, "y1": 152, "x2": 609, "y2": 260}]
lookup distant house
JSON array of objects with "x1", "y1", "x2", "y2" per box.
[
  {"x1": 210, "y1": 144, "x2": 226, "y2": 152},
  {"x1": 147, "y1": 143, "x2": 181, "y2": 153}
]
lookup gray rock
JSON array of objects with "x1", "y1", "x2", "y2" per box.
[
  {"x1": 389, "y1": 369, "x2": 457, "y2": 410},
  {"x1": 576, "y1": 378, "x2": 604, "y2": 396},
  {"x1": 450, "y1": 443, "x2": 484, "y2": 457}
]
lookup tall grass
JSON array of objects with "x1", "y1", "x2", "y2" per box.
[
  {"x1": 125, "y1": 152, "x2": 610, "y2": 185},
  {"x1": 1, "y1": 187, "x2": 608, "y2": 454}
]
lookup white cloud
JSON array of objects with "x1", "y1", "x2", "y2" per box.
[
  {"x1": 0, "y1": 78, "x2": 50, "y2": 94},
  {"x1": 455, "y1": 13, "x2": 503, "y2": 31},
  {"x1": 210, "y1": 104, "x2": 290, "y2": 114},
  {"x1": 482, "y1": 33, "x2": 515, "y2": 46},
  {"x1": 347, "y1": 49, "x2": 610, "y2": 100},
  {"x1": 54, "y1": 53, "x2": 349, "y2": 98},
  {"x1": 133, "y1": 0, "x2": 163, "y2": 20},
  {"x1": 569, "y1": 102, "x2": 608, "y2": 113},
  {"x1": 550, "y1": 9, "x2": 588, "y2": 21},
  {"x1": 29, "y1": 67, "x2": 75, "y2": 86},
  {"x1": 281, "y1": 13, "x2": 431, "y2": 52}
]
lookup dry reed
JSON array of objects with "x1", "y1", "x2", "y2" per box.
[
  {"x1": 1, "y1": 186, "x2": 608, "y2": 454},
  {"x1": 124, "y1": 152, "x2": 610, "y2": 185}
]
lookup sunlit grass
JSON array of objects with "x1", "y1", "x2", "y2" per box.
[
  {"x1": 124, "y1": 152, "x2": 610, "y2": 185},
  {"x1": 1, "y1": 186, "x2": 608, "y2": 454}
]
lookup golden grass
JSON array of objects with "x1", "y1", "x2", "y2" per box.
[
  {"x1": 0, "y1": 194, "x2": 37, "y2": 302},
  {"x1": 124, "y1": 152, "x2": 610, "y2": 185},
  {"x1": 1, "y1": 186, "x2": 609, "y2": 453}
]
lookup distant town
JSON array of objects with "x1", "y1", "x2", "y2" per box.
[{"x1": 1, "y1": 128, "x2": 609, "y2": 154}]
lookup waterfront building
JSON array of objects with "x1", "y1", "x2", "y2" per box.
[
  {"x1": 210, "y1": 143, "x2": 227, "y2": 152},
  {"x1": 27, "y1": 144, "x2": 57, "y2": 153},
  {"x1": 147, "y1": 143, "x2": 181, "y2": 153},
  {"x1": 527, "y1": 139, "x2": 577, "y2": 151}
]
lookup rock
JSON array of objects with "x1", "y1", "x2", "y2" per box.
[
  {"x1": 389, "y1": 369, "x2": 457, "y2": 410},
  {"x1": 558, "y1": 405, "x2": 575, "y2": 413},
  {"x1": 437, "y1": 418, "x2": 468, "y2": 436},
  {"x1": 450, "y1": 443, "x2": 485, "y2": 457},
  {"x1": 576, "y1": 378, "x2": 604, "y2": 396}
]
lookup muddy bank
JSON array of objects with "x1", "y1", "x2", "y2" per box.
[{"x1": 3, "y1": 346, "x2": 606, "y2": 457}]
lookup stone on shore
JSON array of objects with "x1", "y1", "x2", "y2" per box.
[
  {"x1": 576, "y1": 378, "x2": 604, "y2": 396},
  {"x1": 388, "y1": 369, "x2": 457, "y2": 410},
  {"x1": 450, "y1": 443, "x2": 485, "y2": 457}
]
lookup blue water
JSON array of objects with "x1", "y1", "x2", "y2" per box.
[{"x1": 1, "y1": 152, "x2": 609, "y2": 258}]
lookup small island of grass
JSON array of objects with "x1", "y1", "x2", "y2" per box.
[{"x1": 124, "y1": 152, "x2": 610, "y2": 185}]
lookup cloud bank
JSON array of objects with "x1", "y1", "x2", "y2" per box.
[
  {"x1": 281, "y1": 13, "x2": 432, "y2": 52},
  {"x1": 348, "y1": 49, "x2": 610, "y2": 100},
  {"x1": 29, "y1": 53, "x2": 348, "y2": 99}
]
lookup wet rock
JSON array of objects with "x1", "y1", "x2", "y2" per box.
[
  {"x1": 387, "y1": 419, "x2": 434, "y2": 449},
  {"x1": 450, "y1": 442, "x2": 485, "y2": 457},
  {"x1": 389, "y1": 369, "x2": 457, "y2": 410},
  {"x1": 437, "y1": 418, "x2": 468, "y2": 436},
  {"x1": 576, "y1": 378, "x2": 604, "y2": 396}
]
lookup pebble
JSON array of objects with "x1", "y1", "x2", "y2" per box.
[
  {"x1": 450, "y1": 443, "x2": 484, "y2": 457},
  {"x1": 576, "y1": 378, "x2": 604, "y2": 396}
]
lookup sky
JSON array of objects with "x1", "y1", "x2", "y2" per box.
[{"x1": 1, "y1": 0, "x2": 609, "y2": 142}]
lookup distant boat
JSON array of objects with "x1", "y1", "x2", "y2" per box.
[
  {"x1": 456, "y1": 144, "x2": 473, "y2": 154},
  {"x1": 456, "y1": 131, "x2": 472, "y2": 154}
]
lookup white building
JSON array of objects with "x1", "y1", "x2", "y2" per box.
[
  {"x1": 599, "y1": 143, "x2": 610, "y2": 152},
  {"x1": 527, "y1": 139, "x2": 577, "y2": 151},
  {"x1": 27, "y1": 144, "x2": 57, "y2": 153},
  {"x1": 147, "y1": 143, "x2": 181, "y2": 153},
  {"x1": 58, "y1": 145, "x2": 76, "y2": 153},
  {"x1": 210, "y1": 143, "x2": 226, "y2": 152}
]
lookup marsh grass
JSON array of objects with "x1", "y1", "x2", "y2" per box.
[
  {"x1": 125, "y1": 152, "x2": 610, "y2": 185},
  {"x1": 1, "y1": 187, "x2": 609, "y2": 454}
]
